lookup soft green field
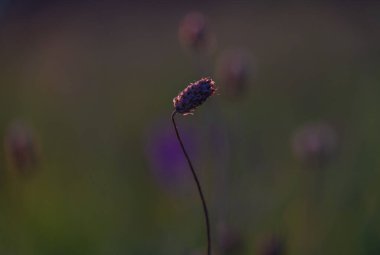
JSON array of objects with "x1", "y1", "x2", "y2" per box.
[{"x1": 0, "y1": 1, "x2": 380, "y2": 254}]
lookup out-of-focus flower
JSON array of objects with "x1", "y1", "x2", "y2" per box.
[
  {"x1": 218, "y1": 224, "x2": 244, "y2": 255},
  {"x1": 216, "y1": 50, "x2": 249, "y2": 98},
  {"x1": 292, "y1": 122, "x2": 338, "y2": 167},
  {"x1": 173, "y1": 77, "x2": 216, "y2": 115},
  {"x1": 178, "y1": 12, "x2": 210, "y2": 52},
  {"x1": 145, "y1": 122, "x2": 198, "y2": 191},
  {"x1": 258, "y1": 236, "x2": 285, "y2": 255},
  {"x1": 4, "y1": 121, "x2": 39, "y2": 176}
]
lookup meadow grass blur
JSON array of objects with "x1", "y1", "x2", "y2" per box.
[{"x1": 0, "y1": 1, "x2": 380, "y2": 254}]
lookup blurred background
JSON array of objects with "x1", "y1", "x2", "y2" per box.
[{"x1": 1, "y1": 0, "x2": 380, "y2": 254}]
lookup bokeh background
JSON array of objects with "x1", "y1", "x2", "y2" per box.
[{"x1": 1, "y1": 1, "x2": 380, "y2": 254}]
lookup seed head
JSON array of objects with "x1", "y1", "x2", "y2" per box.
[{"x1": 173, "y1": 77, "x2": 216, "y2": 115}]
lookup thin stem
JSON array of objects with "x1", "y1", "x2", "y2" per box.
[{"x1": 171, "y1": 110, "x2": 211, "y2": 255}]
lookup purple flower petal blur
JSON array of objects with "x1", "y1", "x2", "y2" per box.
[{"x1": 145, "y1": 121, "x2": 198, "y2": 192}]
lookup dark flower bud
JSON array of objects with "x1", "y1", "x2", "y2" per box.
[
  {"x1": 4, "y1": 121, "x2": 39, "y2": 175},
  {"x1": 292, "y1": 122, "x2": 338, "y2": 167},
  {"x1": 179, "y1": 12, "x2": 208, "y2": 52},
  {"x1": 173, "y1": 77, "x2": 216, "y2": 115}
]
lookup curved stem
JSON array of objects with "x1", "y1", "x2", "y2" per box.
[{"x1": 171, "y1": 111, "x2": 211, "y2": 255}]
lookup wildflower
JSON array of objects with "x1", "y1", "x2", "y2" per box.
[
  {"x1": 171, "y1": 77, "x2": 217, "y2": 255},
  {"x1": 173, "y1": 77, "x2": 216, "y2": 115}
]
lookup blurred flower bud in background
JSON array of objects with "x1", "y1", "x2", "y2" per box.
[
  {"x1": 179, "y1": 11, "x2": 216, "y2": 54},
  {"x1": 292, "y1": 122, "x2": 338, "y2": 168},
  {"x1": 4, "y1": 121, "x2": 39, "y2": 176},
  {"x1": 179, "y1": 12, "x2": 207, "y2": 52},
  {"x1": 216, "y1": 50, "x2": 250, "y2": 99}
]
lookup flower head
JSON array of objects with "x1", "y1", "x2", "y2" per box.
[{"x1": 173, "y1": 77, "x2": 216, "y2": 115}]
